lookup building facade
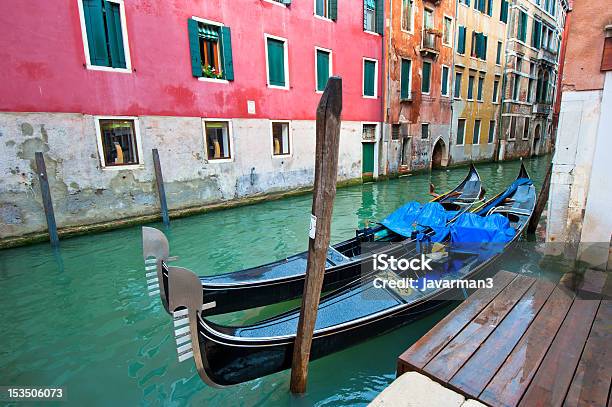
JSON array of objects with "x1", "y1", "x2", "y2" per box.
[
  {"x1": 0, "y1": 0, "x2": 384, "y2": 241},
  {"x1": 383, "y1": 0, "x2": 455, "y2": 174},
  {"x1": 497, "y1": 0, "x2": 566, "y2": 160},
  {"x1": 449, "y1": 0, "x2": 508, "y2": 165},
  {"x1": 547, "y1": 1, "x2": 612, "y2": 268}
]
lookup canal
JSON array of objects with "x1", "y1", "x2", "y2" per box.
[{"x1": 1, "y1": 156, "x2": 571, "y2": 406}]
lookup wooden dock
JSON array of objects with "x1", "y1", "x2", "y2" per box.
[{"x1": 397, "y1": 269, "x2": 611, "y2": 407}]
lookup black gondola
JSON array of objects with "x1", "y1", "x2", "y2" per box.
[
  {"x1": 143, "y1": 165, "x2": 483, "y2": 316},
  {"x1": 165, "y1": 163, "x2": 536, "y2": 387}
]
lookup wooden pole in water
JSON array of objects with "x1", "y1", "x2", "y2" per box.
[
  {"x1": 527, "y1": 161, "x2": 552, "y2": 234},
  {"x1": 290, "y1": 76, "x2": 342, "y2": 394},
  {"x1": 35, "y1": 152, "x2": 59, "y2": 247},
  {"x1": 152, "y1": 148, "x2": 170, "y2": 227}
]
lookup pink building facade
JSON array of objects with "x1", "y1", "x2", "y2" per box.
[{"x1": 0, "y1": 0, "x2": 384, "y2": 241}]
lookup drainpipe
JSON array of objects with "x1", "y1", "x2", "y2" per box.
[
  {"x1": 383, "y1": 0, "x2": 391, "y2": 178},
  {"x1": 449, "y1": 0, "x2": 459, "y2": 165},
  {"x1": 495, "y1": 0, "x2": 515, "y2": 162}
]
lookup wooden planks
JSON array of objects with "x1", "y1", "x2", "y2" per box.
[
  {"x1": 397, "y1": 270, "x2": 518, "y2": 374},
  {"x1": 424, "y1": 275, "x2": 536, "y2": 383},
  {"x1": 395, "y1": 268, "x2": 609, "y2": 407}
]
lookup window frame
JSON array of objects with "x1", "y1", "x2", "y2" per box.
[
  {"x1": 362, "y1": 57, "x2": 379, "y2": 99},
  {"x1": 496, "y1": 40, "x2": 503, "y2": 65},
  {"x1": 94, "y1": 115, "x2": 143, "y2": 170},
  {"x1": 454, "y1": 71, "x2": 463, "y2": 100},
  {"x1": 401, "y1": 0, "x2": 415, "y2": 34},
  {"x1": 488, "y1": 120, "x2": 496, "y2": 144},
  {"x1": 314, "y1": 0, "x2": 332, "y2": 21},
  {"x1": 508, "y1": 116, "x2": 517, "y2": 141},
  {"x1": 264, "y1": 33, "x2": 290, "y2": 90},
  {"x1": 421, "y1": 122, "x2": 430, "y2": 140},
  {"x1": 270, "y1": 120, "x2": 292, "y2": 157},
  {"x1": 421, "y1": 60, "x2": 432, "y2": 95},
  {"x1": 363, "y1": 0, "x2": 379, "y2": 35},
  {"x1": 522, "y1": 117, "x2": 530, "y2": 140},
  {"x1": 314, "y1": 46, "x2": 333, "y2": 93},
  {"x1": 203, "y1": 118, "x2": 234, "y2": 163},
  {"x1": 361, "y1": 122, "x2": 379, "y2": 142},
  {"x1": 442, "y1": 15, "x2": 454, "y2": 47},
  {"x1": 400, "y1": 57, "x2": 413, "y2": 101},
  {"x1": 493, "y1": 77, "x2": 500, "y2": 104},
  {"x1": 473, "y1": 119, "x2": 482, "y2": 144},
  {"x1": 441, "y1": 65, "x2": 451, "y2": 97},
  {"x1": 77, "y1": 0, "x2": 132, "y2": 73},
  {"x1": 456, "y1": 118, "x2": 466, "y2": 146},
  {"x1": 467, "y1": 74, "x2": 475, "y2": 101},
  {"x1": 191, "y1": 16, "x2": 230, "y2": 84},
  {"x1": 477, "y1": 75, "x2": 485, "y2": 102}
]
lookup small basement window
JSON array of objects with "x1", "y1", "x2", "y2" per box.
[
  {"x1": 97, "y1": 118, "x2": 141, "y2": 167},
  {"x1": 205, "y1": 121, "x2": 232, "y2": 160},
  {"x1": 272, "y1": 121, "x2": 291, "y2": 155}
]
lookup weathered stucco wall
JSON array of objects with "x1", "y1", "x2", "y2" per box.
[{"x1": 0, "y1": 113, "x2": 365, "y2": 240}]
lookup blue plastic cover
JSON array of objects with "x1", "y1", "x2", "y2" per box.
[
  {"x1": 381, "y1": 201, "x2": 457, "y2": 238},
  {"x1": 450, "y1": 212, "x2": 516, "y2": 244},
  {"x1": 380, "y1": 201, "x2": 422, "y2": 237}
]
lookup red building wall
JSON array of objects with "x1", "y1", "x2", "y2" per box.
[{"x1": 0, "y1": 0, "x2": 383, "y2": 122}]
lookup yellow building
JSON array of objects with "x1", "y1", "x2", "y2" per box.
[{"x1": 449, "y1": 0, "x2": 508, "y2": 164}]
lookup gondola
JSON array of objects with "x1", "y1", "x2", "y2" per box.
[
  {"x1": 165, "y1": 163, "x2": 535, "y2": 387},
  {"x1": 143, "y1": 165, "x2": 483, "y2": 316}
]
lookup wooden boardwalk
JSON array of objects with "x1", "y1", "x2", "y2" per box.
[{"x1": 397, "y1": 269, "x2": 611, "y2": 407}]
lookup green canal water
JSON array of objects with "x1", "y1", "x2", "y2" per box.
[{"x1": 0, "y1": 156, "x2": 574, "y2": 406}]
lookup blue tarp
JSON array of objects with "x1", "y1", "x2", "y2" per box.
[
  {"x1": 380, "y1": 201, "x2": 457, "y2": 238},
  {"x1": 450, "y1": 212, "x2": 516, "y2": 244}
]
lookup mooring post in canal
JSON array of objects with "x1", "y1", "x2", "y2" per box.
[
  {"x1": 152, "y1": 148, "x2": 170, "y2": 227},
  {"x1": 290, "y1": 76, "x2": 343, "y2": 394},
  {"x1": 35, "y1": 152, "x2": 59, "y2": 248}
]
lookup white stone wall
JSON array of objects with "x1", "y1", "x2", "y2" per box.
[{"x1": 0, "y1": 113, "x2": 370, "y2": 239}]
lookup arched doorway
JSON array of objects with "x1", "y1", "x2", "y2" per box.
[
  {"x1": 532, "y1": 124, "x2": 541, "y2": 156},
  {"x1": 431, "y1": 138, "x2": 447, "y2": 169}
]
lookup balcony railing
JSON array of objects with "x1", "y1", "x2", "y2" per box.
[
  {"x1": 537, "y1": 48, "x2": 558, "y2": 64},
  {"x1": 532, "y1": 103, "x2": 551, "y2": 115},
  {"x1": 420, "y1": 28, "x2": 441, "y2": 56}
]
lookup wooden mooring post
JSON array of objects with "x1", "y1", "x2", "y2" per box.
[
  {"x1": 35, "y1": 152, "x2": 59, "y2": 248},
  {"x1": 290, "y1": 76, "x2": 342, "y2": 394},
  {"x1": 152, "y1": 148, "x2": 170, "y2": 227}
]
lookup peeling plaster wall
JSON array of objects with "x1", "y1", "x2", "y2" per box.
[{"x1": 0, "y1": 113, "x2": 366, "y2": 239}]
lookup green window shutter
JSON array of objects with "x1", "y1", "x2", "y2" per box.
[
  {"x1": 267, "y1": 38, "x2": 286, "y2": 86},
  {"x1": 519, "y1": 12, "x2": 527, "y2": 42},
  {"x1": 400, "y1": 59, "x2": 411, "y2": 99},
  {"x1": 82, "y1": 0, "x2": 109, "y2": 66},
  {"x1": 482, "y1": 35, "x2": 488, "y2": 59},
  {"x1": 468, "y1": 76, "x2": 474, "y2": 99},
  {"x1": 187, "y1": 19, "x2": 202, "y2": 77},
  {"x1": 441, "y1": 66, "x2": 448, "y2": 95},
  {"x1": 220, "y1": 26, "x2": 234, "y2": 81},
  {"x1": 421, "y1": 61, "x2": 431, "y2": 93},
  {"x1": 475, "y1": 33, "x2": 483, "y2": 58},
  {"x1": 477, "y1": 77, "x2": 483, "y2": 99},
  {"x1": 281, "y1": 0, "x2": 291, "y2": 4},
  {"x1": 500, "y1": 0, "x2": 508, "y2": 23},
  {"x1": 457, "y1": 121, "x2": 465, "y2": 144},
  {"x1": 458, "y1": 26, "x2": 466, "y2": 54},
  {"x1": 532, "y1": 20, "x2": 541, "y2": 48},
  {"x1": 329, "y1": 0, "x2": 338, "y2": 20},
  {"x1": 487, "y1": 0, "x2": 493, "y2": 16},
  {"x1": 316, "y1": 50, "x2": 330, "y2": 91},
  {"x1": 316, "y1": 0, "x2": 325, "y2": 16},
  {"x1": 363, "y1": 60, "x2": 376, "y2": 96},
  {"x1": 375, "y1": 0, "x2": 384, "y2": 35},
  {"x1": 454, "y1": 73, "x2": 462, "y2": 98},
  {"x1": 104, "y1": 1, "x2": 126, "y2": 69}
]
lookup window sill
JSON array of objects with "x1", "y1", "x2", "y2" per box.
[
  {"x1": 363, "y1": 30, "x2": 380, "y2": 36},
  {"x1": 314, "y1": 14, "x2": 334, "y2": 22},
  {"x1": 272, "y1": 153, "x2": 292, "y2": 158},
  {"x1": 268, "y1": 84, "x2": 290, "y2": 90},
  {"x1": 86, "y1": 64, "x2": 132, "y2": 74},
  {"x1": 262, "y1": 0, "x2": 287, "y2": 7},
  {"x1": 454, "y1": 97, "x2": 462, "y2": 100},
  {"x1": 206, "y1": 158, "x2": 234, "y2": 164},
  {"x1": 400, "y1": 29, "x2": 414, "y2": 35},
  {"x1": 101, "y1": 164, "x2": 144, "y2": 171},
  {"x1": 362, "y1": 95, "x2": 377, "y2": 99},
  {"x1": 198, "y1": 77, "x2": 230, "y2": 84},
  {"x1": 507, "y1": 139, "x2": 516, "y2": 142}
]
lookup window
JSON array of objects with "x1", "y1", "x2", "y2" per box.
[
  {"x1": 512, "y1": 75, "x2": 520, "y2": 101},
  {"x1": 493, "y1": 78, "x2": 500, "y2": 103},
  {"x1": 265, "y1": 35, "x2": 288, "y2": 88},
  {"x1": 488, "y1": 120, "x2": 496, "y2": 143},
  {"x1": 454, "y1": 71, "x2": 463, "y2": 99},
  {"x1": 517, "y1": 10, "x2": 528, "y2": 42},
  {"x1": 400, "y1": 58, "x2": 412, "y2": 100},
  {"x1": 421, "y1": 61, "x2": 432, "y2": 94},
  {"x1": 96, "y1": 117, "x2": 141, "y2": 167},
  {"x1": 522, "y1": 117, "x2": 530, "y2": 140},
  {"x1": 475, "y1": 0, "x2": 492, "y2": 15},
  {"x1": 477, "y1": 76, "x2": 484, "y2": 101},
  {"x1": 364, "y1": 0, "x2": 383, "y2": 34},
  {"x1": 423, "y1": 9, "x2": 435, "y2": 49},
  {"x1": 467, "y1": 75, "x2": 475, "y2": 100},
  {"x1": 315, "y1": 48, "x2": 332, "y2": 92},
  {"x1": 457, "y1": 119, "x2": 466, "y2": 145},
  {"x1": 532, "y1": 19, "x2": 542, "y2": 49},
  {"x1": 188, "y1": 18, "x2": 234, "y2": 81},
  {"x1": 392, "y1": 124, "x2": 401, "y2": 140},
  {"x1": 271, "y1": 121, "x2": 290, "y2": 156},
  {"x1": 457, "y1": 26, "x2": 467, "y2": 54},
  {"x1": 421, "y1": 123, "x2": 429, "y2": 139},
  {"x1": 441, "y1": 66, "x2": 450, "y2": 97},
  {"x1": 508, "y1": 116, "x2": 517, "y2": 141},
  {"x1": 527, "y1": 63, "x2": 535, "y2": 102},
  {"x1": 443, "y1": 16, "x2": 453, "y2": 46},
  {"x1": 471, "y1": 32, "x2": 488, "y2": 59},
  {"x1": 79, "y1": 0, "x2": 130, "y2": 71},
  {"x1": 473, "y1": 120, "x2": 481, "y2": 144},
  {"x1": 500, "y1": 0, "x2": 508, "y2": 23},
  {"x1": 362, "y1": 124, "x2": 377, "y2": 141},
  {"x1": 401, "y1": 0, "x2": 414, "y2": 32},
  {"x1": 496, "y1": 41, "x2": 502, "y2": 64},
  {"x1": 363, "y1": 58, "x2": 378, "y2": 97},
  {"x1": 315, "y1": 0, "x2": 338, "y2": 20},
  {"x1": 205, "y1": 121, "x2": 232, "y2": 160}
]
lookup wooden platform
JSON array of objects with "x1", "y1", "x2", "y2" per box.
[{"x1": 397, "y1": 269, "x2": 611, "y2": 407}]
